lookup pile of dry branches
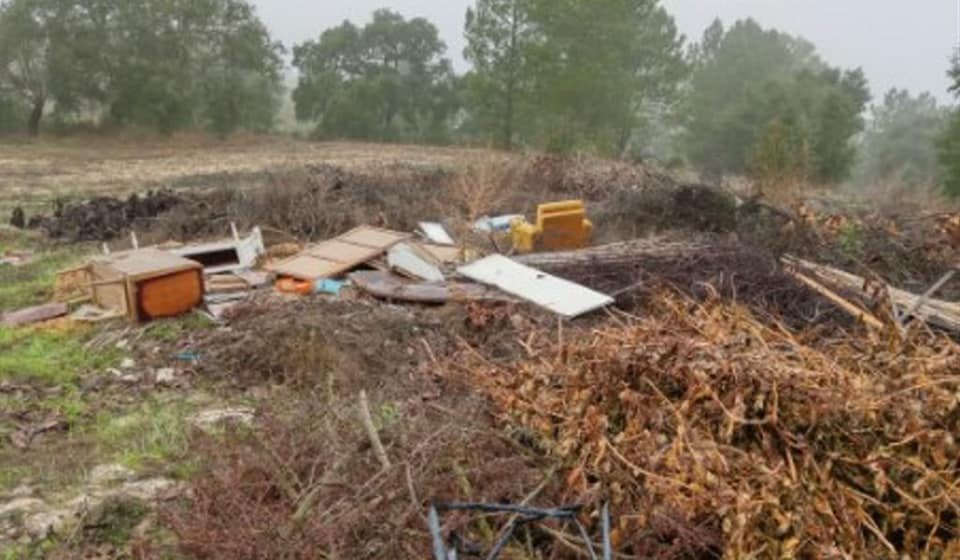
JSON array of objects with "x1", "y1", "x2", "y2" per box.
[{"x1": 458, "y1": 293, "x2": 960, "y2": 558}]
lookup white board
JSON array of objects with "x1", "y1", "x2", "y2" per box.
[
  {"x1": 388, "y1": 244, "x2": 445, "y2": 283},
  {"x1": 418, "y1": 222, "x2": 455, "y2": 246},
  {"x1": 458, "y1": 255, "x2": 613, "y2": 318}
]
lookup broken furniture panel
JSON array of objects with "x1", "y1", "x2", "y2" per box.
[
  {"x1": 268, "y1": 225, "x2": 411, "y2": 282},
  {"x1": 458, "y1": 255, "x2": 613, "y2": 318},
  {"x1": 418, "y1": 222, "x2": 455, "y2": 246},
  {"x1": 170, "y1": 227, "x2": 265, "y2": 275},
  {"x1": 388, "y1": 243, "x2": 445, "y2": 283},
  {"x1": 350, "y1": 271, "x2": 501, "y2": 304},
  {"x1": 1, "y1": 302, "x2": 70, "y2": 327},
  {"x1": 89, "y1": 248, "x2": 204, "y2": 322}
]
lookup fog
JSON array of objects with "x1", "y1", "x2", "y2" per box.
[{"x1": 252, "y1": 0, "x2": 958, "y2": 101}]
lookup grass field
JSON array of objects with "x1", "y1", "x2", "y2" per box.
[{"x1": 0, "y1": 134, "x2": 503, "y2": 216}]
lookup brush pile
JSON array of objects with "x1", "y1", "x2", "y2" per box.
[{"x1": 456, "y1": 293, "x2": 960, "y2": 558}]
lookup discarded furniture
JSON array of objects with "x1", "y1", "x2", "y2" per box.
[
  {"x1": 1, "y1": 302, "x2": 69, "y2": 327},
  {"x1": 88, "y1": 248, "x2": 204, "y2": 322},
  {"x1": 459, "y1": 255, "x2": 613, "y2": 318},
  {"x1": 510, "y1": 200, "x2": 593, "y2": 253},
  {"x1": 169, "y1": 226, "x2": 265, "y2": 275},
  {"x1": 418, "y1": 222, "x2": 455, "y2": 246},
  {"x1": 268, "y1": 225, "x2": 410, "y2": 282},
  {"x1": 388, "y1": 243, "x2": 445, "y2": 283},
  {"x1": 350, "y1": 271, "x2": 503, "y2": 304}
]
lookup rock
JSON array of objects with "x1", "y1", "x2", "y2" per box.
[
  {"x1": 90, "y1": 464, "x2": 136, "y2": 486},
  {"x1": 120, "y1": 358, "x2": 136, "y2": 369},
  {"x1": 119, "y1": 374, "x2": 139, "y2": 384},
  {"x1": 189, "y1": 407, "x2": 255, "y2": 432},
  {"x1": 115, "y1": 339, "x2": 129, "y2": 350},
  {"x1": 0, "y1": 497, "x2": 45, "y2": 517},
  {"x1": 5, "y1": 485, "x2": 34, "y2": 499},
  {"x1": 23, "y1": 509, "x2": 72, "y2": 538},
  {"x1": 118, "y1": 478, "x2": 178, "y2": 502},
  {"x1": 155, "y1": 368, "x2": 176, "y2": 386}
]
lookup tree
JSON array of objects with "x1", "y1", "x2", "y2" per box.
[
  {"x1": 292, "y1": 10, "x2": 457, "y2": 143},
  {"x1": 525, "y1": 0, "x2": 686, "y2": 155},
  {"x1": 684, "y1": 19, "x2": 869, "y2": 183},
  {"x1": 0, "y1": 0, "x2": 82, "y2": 135},
  {"x1": 461, "y1": 0, "x2": 685, "y2": 155},
  {"x1": 856, "y1": 89, "x2": 947, "y2": 188},
  {"x1": 463, "y1": 0, "x2": 531, "y2": 149},
  {"x1": 102, "y1": 0, "x2": 283, "y2": 135},
  {"x1": 939, "y1": 55, "x2": 960, "y2": 197},
  {"x1": 0, "y1": 0, "x2": 282, "y2": 136}
]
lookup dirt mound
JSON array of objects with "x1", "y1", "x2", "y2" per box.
[
  {"x1": 28, "y1": 190, "x2": 186, "y2": 242},
  {"x1": 159, "y1": 297, "x2": 559, "y2": 558}
]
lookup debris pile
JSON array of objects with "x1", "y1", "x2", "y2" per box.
[
  {"x1": 455, "y1": 292, "x2": 960, "y2": 557},
  {"x1": 30, "y1": 191, "x2": 184, "y2": 242}
]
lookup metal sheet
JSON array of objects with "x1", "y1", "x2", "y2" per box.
[{"x1": 458, "y1": 255, "x2": 613, "y2": 318}]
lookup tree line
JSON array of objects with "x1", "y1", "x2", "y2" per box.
[{"x1": 2, "y1": 0, "x2": 960, "y2": 195}]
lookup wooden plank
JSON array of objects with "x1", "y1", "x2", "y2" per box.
[
  {"x1": 350, "y1": 271, "x2": 500, "y2": 303},
  {"x1": 2, "y1": 303, "x2": 69, "y2": 327},
  {"x1": 307, "y1": 239, "x2": 383, "y2": 263},
  {"x1": 95, "y1": 248, "x2": 202, "y2": 281},
  {"x1": 458, "y1": 255, "x2": 614, "y2": 318},
  {"x1": 413, "y1": 243, "x2": 461, "y2": 265},
  {"x1": 339, "y1": 226, "x2": 410, "y2": 249},
  {"x1": 268, "y1": 225, "x2": 410, "y2": 282},
  {"x1": 268, "y1": 255, "x2": 349, "y2": 282},
  {"x1": 785, "y1": 268, "x2": 885, "y2": 330}
]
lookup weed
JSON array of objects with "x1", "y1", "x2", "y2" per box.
[
  {"x1": 144, "y1": 312, "x2": 214, "y2": 342},
  {"x1": 837, "y1": 221, "x2": 865, "y2": 258},
  {"x1": 93, "y1": 399, "x2": 191, "y2": 472},
  {"x1": 84, "y1": 496, "x2": 150, "y2": 546},
  {"x1": 0, "y1": 249, "x2": 81, "y2": 311},
  {"x1": 0, "y1": 327, "x2": 118, "y2": 385}
]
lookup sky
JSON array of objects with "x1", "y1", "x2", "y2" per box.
[{"x1": 252, "y1": 0, "x2": 959, "y2": 103}]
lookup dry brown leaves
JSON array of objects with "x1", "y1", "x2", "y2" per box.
[{"x1": 456, "y1": 293, "x2": 960, "y2": 558}]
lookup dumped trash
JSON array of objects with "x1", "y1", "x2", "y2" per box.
[
  {"x1": 388, "y1": 243, "x2": 445, "y2": 283},
  {"x1": 1, "y1": 302, "x2": 69, "y2": 327},
  {"x1": 85, "y1": 248, "x2": 205, "y2": 322},
  {"x1": 510, "y1": 200, "x2": 594, "y2": 253},
  {"x1": 473, "y1": 214, "x2": 524, "y2": 233},
  {"x1": 0, "y1": 249, "x2": 34, "y2": 267},
  {"x1": 268, "y1": 225, "x2": 410, "y2": 282},
  {"x1": 350, "y1": 270, "x2": 503, "y2": 304},
  {"x1": 459, "y1": 254, "x2": 614, "y2": 318},
  {"x1": 428, "y1": 502, "x2": 611, "y2": 560},
  {"x1": 168, "y1": 225, "x2": 265, "y2": 275},
  {"x1": 417, "y1": 221, "x2": 455, "y2": 246},
  {"x1": 784, "y1": 254, "x2": 960, "y2": 332}
]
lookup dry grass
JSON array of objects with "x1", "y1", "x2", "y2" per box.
[
  {"x1": 0, "y1": 134, "x2": 510, "y2": 217},
  {"x1": 453, "y1": 292, "x2": 960, "y2": 558}
]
